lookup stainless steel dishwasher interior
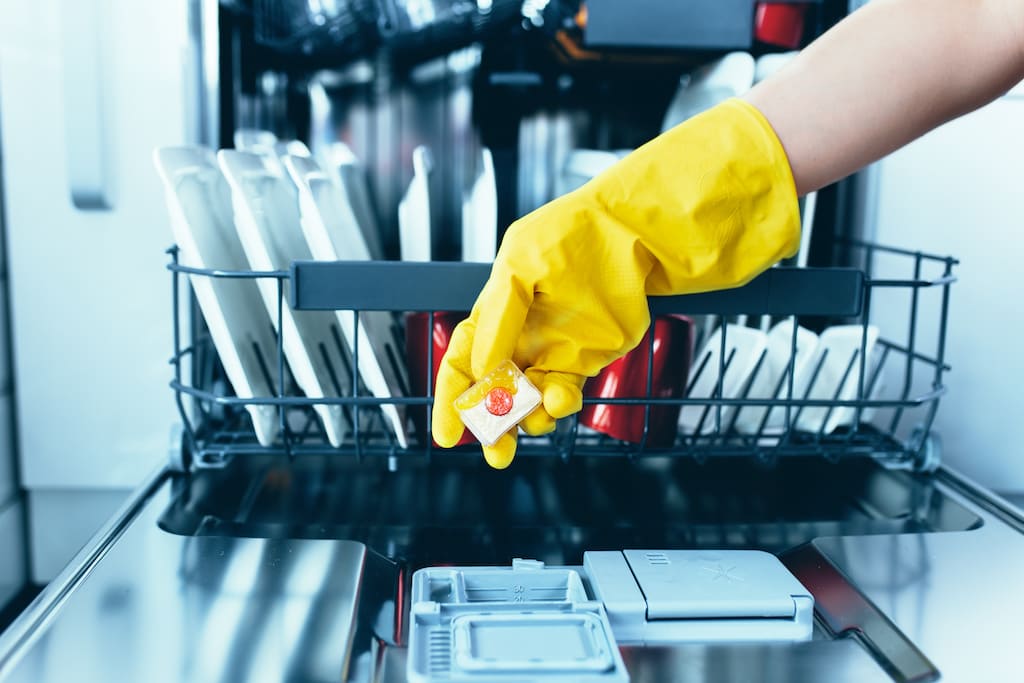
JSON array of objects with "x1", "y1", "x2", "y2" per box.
[{"x1": 158, "y1": 455, "x2": 981, "y2": 562}]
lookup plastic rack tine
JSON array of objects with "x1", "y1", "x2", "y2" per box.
[
  {"x1": 715, "y1": 317, "x2": 727, "y2": 436},
  {"x1": 318, "y1": 341, "x2": 345, "y2": 396},
  {"x1": 685, "y1": 350, "x2": 713, "y2": 396},
  {"x1": 329, "y1": 324, "x2": 358, "y2": 434},
  {"x1": 785, "y1": 316, "x2": 798, "y2": 436},
  {"x1": 725, "y1": 347, "x2": 769, "y2": 437},
  {"x1": 788, "y1": 348, "x2": 830, "y2": 434},
  {"x1": 275, "y1": 277, "x2": 291, "y2": 459},
  {"x1": 934, "y1": 260, "x2": 954, "y2": 390},
  {"x1": 252, "y1": 340, "x2": 277, "y2": 401},
  {"x1": 426, "y1": 311, "x2": 435, "y2": 461},
  {"x1": 863, "y1": 345, "x2": 891, "y2": 434},
  {"x1": 566, "y1": 413, "x2": 580, "y2": 462},
  {"x1": 852, "y1": 289, "x2": 873, "y2": 430},
  {"x1": 635, "y1": 320, "x2": 657, "y2": 458},
  {"x1": 817, "y1": 349, "x2": 861, "y2": 439},
  {"x1": 888, "y1": 255, "x2": 923, "y2": 431},
  {"x1": 693, "y1": 347, "x2": 738, "y2": 439},
  {"x1": 352, "y1": 309, "x2": 361, "y2": 462},
  {"x1": 755, "y1": 353, "x2": 797, "y2": 442},
  {"x1": 916, "y1": 259, "x2": 956, "y2": 450},
  {"x1": 170, "y1": 248, "x2": 199, "y2": 459}
]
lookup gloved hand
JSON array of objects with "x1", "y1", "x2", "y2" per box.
[{"x1": 433, "y1": 98, "x2": 800, "y2": 468}]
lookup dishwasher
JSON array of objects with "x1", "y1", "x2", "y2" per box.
[
  {"x1": 2, "y1": 1, "x2": 1024, "y2": 680},
  {"x1": 1, "y1": 228, "x2": 1022, "y2": 682}
]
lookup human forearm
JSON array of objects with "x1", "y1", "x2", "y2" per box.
[{"x1": 746, "y1": 0, "x2": 1024, "y2": 195}]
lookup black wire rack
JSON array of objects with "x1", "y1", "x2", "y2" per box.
[{"x1": 168, "y1": 240, "x2": 956, "y2": 471}]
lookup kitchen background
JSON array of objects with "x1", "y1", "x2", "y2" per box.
[{"x1": 0, "y1": 0, "x2": 1021, "y2": 619}]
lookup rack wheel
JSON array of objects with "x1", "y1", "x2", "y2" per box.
[
  {"x1": 168, "y1": 423, "x2": 191, "y2": 473},
  {"x1": 911, "y1": 427, "x2": 942, "y2": 473}
]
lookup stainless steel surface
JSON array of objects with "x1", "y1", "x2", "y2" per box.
[
  {"x1": 0, "y1": 457, "x2": 1020, "y2": 681},
  {"x1": 0, "y1": 499, "x2": 25, "y2": 611},
  {"x1": 0, "y1": 469, "x2": 375, "y2": 683}
]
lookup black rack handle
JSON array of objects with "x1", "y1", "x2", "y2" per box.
[{"x1": 290, "y1": 261, "x2": 866, "y2": 317}]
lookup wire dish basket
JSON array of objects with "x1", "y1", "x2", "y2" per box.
[{"x1": 168, "y1": 240, "x2": 956, "y2": 471}]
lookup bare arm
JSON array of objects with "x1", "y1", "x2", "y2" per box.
[{"x1": 746, "y1": 0, "x2": 1024, "y2": 196}]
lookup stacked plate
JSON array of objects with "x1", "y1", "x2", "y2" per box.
[{"x1": 154, "y1": 132, "x2": 412, "y2": 448}]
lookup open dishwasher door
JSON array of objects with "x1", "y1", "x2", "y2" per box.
[{"x1": 2, "y1": 453, "x2": 1023, "y2": 682}]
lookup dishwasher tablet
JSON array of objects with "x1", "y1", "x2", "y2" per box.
[{"x1": 454, "y1": 361, "x2": 541, "y2": 446}]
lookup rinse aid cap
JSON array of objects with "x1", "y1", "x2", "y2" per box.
[{"x1": 454, "y1": 360, "x2": 542, "y2": 446}]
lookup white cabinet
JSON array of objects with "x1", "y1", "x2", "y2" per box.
[
  {"x1": 0, "y1": 0, "x2": 200, "y2": 581},
  {"x1": 867, "y1": 85, "x2": 1024, "y2": 490},
  {"x1": 0, "y1": 499, "x2": 26, "y2": 607},
  {"x1": 0, "y1": 0, "x2": 193, "y2": 489}
]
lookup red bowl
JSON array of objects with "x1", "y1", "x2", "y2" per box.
[
  {"x1": 755, "y1": 2, "x2": 808, "y2": 49},
  {"x1": 405, "y1": 311, "x2": 476, "y2": 447},
  {"x1": 580, "y1": 315, "x2": 693, "y2": 447}
]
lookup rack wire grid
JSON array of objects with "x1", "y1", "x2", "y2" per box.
[{"x1": 168, "y1": 240, "x2": 957, "y2": 471}]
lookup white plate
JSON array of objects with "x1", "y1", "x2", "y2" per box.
[
  {"x1": 153, "y1": 146, "x2": 281, "y2": 446},
  {"x1": 234, "y1": 128, "x2": 278, "y2": 153},
  {"x1": 754, "y1": 51, "x2": 798, "y2": 84},
  {"x1": 398, "y1": 146, "x2": 433, "y2": 262},
  {"x1": 285, "y1": 154, "x2": 411, "y2": 449},
  {"x1": 218, "y1": 149, "x2": 354, "y2": 447},
  {"x1": 734, "y1": 319, "x2": 820, "y2": 435},
  {"x1": 321, "y1": 142, "x2": 385, "y2": 261},
  {"x1": 796, "y1": 325, "x2": 880, "y2": 435},
  {"x1": 680, "y1": 324, "x2": 768, "y2": 435},
  {"x1": 556, "y1": 149, "x2": 619, "y2": 197},
  {"x1": 661, "y1": 52, "x2": 756, "y2": 132},
  {"x1": 461, "y1": 147, "x2": 498, "y2": 262}
]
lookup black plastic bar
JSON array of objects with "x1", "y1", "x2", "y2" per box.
[{"x1": 290, "y1": 261, "x2": 866, "y2": 317}]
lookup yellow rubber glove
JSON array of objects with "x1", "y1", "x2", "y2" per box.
[{"x1": 433, "y1": 98, "x2": 800, "y2": 468}]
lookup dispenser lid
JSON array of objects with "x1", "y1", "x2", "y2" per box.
[{"x1": 622, "y1": 550, "x2": 806, "y2": 619}]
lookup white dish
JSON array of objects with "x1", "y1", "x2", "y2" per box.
[
  {"x1": 461, "y1": 147, "x2": 498, "y2": 262},
  {"x1": 218, "y1": 149, "x2": 355, "y2": 447},
  {"x1": 680, "y1": 324, "x2": 768, "y2": 435},
  {"x1": 754, "y1": 51, "x2": 798, "y2": 84},
  {"x1": 234, "y1": 128, "x2": 278, "y2": 153},
  {"x1": 734, "y1": 319, "x2": 820, "y2": 435},
  {"x1": 153, "y1": 146, "x2": 281, "y2": 446},
  {"x1": 556, "y1": 149, "x2": 620, "y2": 197},
  {"x1": 274, "y1": 139, "x2": 311, "y2": 159},
  {"x1": 398, "y1": 146, "x2": 433, "y2": 262},
  {"x1": 321, "y1": 142, "x2": 385, "y2": 261},
  {"x1": 285, "y1": 154, "x2": 411, "y2": 449},
  {"x1": 796, "y1": 325, "x2": 881, "y2": 435},
  {"x1": 661, "y1": 52, "x2": 756, "y2": 132}
]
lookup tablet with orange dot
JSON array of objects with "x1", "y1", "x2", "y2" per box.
[{"x1": 454, "y1": 361, "x2": 542, "y2": 446}]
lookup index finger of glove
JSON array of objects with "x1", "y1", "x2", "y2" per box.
[
  {"x1": 431, "y1": 318, "x2": 476, "y2": 448},
  {"x1": 470, "y1": 274, "x2": 532, "y2": 379}
]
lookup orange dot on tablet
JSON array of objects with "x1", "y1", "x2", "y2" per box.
[{"x1": 485, "y1": 387, "x2": 514, "y2": 416}]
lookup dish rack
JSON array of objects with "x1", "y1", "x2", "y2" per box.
[{"x1": 168, "y1": 240, "x2": 957, "y2": 472}]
